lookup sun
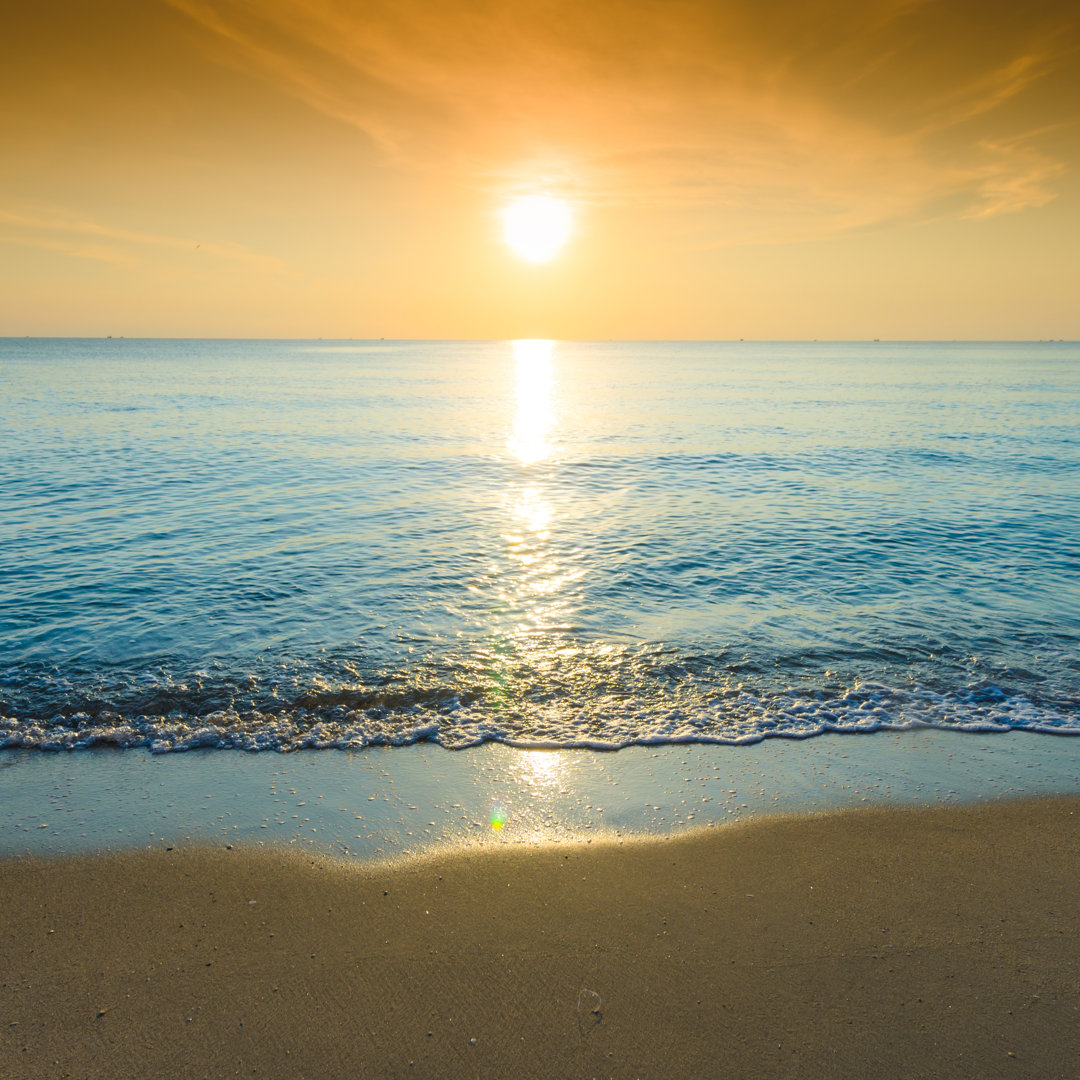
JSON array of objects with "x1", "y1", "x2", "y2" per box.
[{"x1": 501, "y1": 196, "x2": 572, "y2": 263}]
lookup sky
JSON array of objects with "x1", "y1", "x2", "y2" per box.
[{"x1": 2, "y1": 0, "x2": 1078, "y2": 339}]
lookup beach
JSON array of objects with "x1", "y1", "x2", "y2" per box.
[
  {"x1": 3, "y1": 340, "x2": 1079, "y2": 1076},
  {"x1": 4, "y1": 795, "x2": 1079, "y2": 1079},
  {"x1": 6, "y1": 0, "x2": 1080, "y2": 1074}
]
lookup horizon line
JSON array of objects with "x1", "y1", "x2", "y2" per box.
[{"x1": 2, "y1": 336, "x2": 1077, "y2": 345}]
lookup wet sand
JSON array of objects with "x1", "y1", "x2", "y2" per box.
[{"x1": 3, "y1": 797, "x2": 1080, "y2": 1079}]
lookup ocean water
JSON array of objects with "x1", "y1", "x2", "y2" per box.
[{"x1": 3, "y1": 338, "x2": 1079, "y2": 754}]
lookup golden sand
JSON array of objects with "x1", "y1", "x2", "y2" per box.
[{"x1": 3, "y1": 797, "x2": 1080, "y2": 1079}]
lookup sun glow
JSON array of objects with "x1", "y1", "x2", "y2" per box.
[{"x1": 501, "y1": 196, "x2": 572, "y2": 263}]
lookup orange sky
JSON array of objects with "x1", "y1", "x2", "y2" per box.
[{"x1": 2, "y1": 0, "x2": 1078, "y2": 338}]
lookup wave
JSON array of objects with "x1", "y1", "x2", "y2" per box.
[{"x1": 3, "y1": 677, "x2": 1077, "y2": 753}]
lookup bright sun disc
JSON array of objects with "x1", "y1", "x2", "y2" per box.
[{"x1": 501, "y1": 196, "x2": 572, "y2": 263}]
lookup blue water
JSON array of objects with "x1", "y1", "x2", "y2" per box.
[{"x1": 2, "y1": 338, "x2": 1078, "y2": 752}]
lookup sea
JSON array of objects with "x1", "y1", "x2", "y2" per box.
[{"x1": 3, "y1": 337, "x2": 1079, "y2": 756}]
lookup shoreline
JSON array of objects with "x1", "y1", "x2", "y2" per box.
[
  {"x1": 6, "y1": 728, "x2": 1080, "y2": 862},
  {"x1": 4, "y1": 795, "x2": 1080, "y2": 1079}
]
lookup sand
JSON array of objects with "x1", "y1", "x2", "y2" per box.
[{"x1": 3, "y1": 797, "x2": 1080, "y2": 1080}]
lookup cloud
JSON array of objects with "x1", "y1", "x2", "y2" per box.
[
  {"x1": 964, "y1": 132, "x2": 1069, "y2": 218},
  {"x1": 0, "y1": 234, "x2": 137, "y2": 266},
  {"x1": 168, "y1": 0, "x2": 1077, "y2": 242},
  {"x1": 0, "y1": 210, "x2": 284, "y2": 270},
  {"x1": 913, "y1": 52, "x2": 1059, "y2": 134}
]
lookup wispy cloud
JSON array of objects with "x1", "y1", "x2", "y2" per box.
[
  {"x1": 912, "y1": 51, "x2": 1069, "y2": 136},
  {"x1": 964, "y1": 132, "x2": 1070, "y2": 218},
  {"x1": 0, "y1": 233, "x2": 137, "y2": 266},
  {"x1": 167, "y1": 0, "x2": 1077, "y2": 243},
  {"x1": 0, "y1": 209, "x2": 284, "y2": 270}
]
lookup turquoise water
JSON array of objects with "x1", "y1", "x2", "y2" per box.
[
  {"x1": 2, "y1": 338, "x2": 1079, "y2": 751},
  {"x1": 7, "y1": 732, "x2": 1080, "y2": 859}
]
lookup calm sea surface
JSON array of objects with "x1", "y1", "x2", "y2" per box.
[{"x1": 2, "y1": 338, "x2": 1078, "y2": 752}]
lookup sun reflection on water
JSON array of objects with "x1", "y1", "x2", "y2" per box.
[
  {"x1": 501, "y1": 340, "x2": 572, "y2": 638},
  {"x1": 464, "y1": 343, "x2": 598, "y2": 839},
  {"x1": 475, "y1": 341, "x2": 588, "y2": 778},
  {"x1": 513, "y1": 484, "x2": 552, "y2": 537},
  {"x1": 501, "y1": 477, "x2": 582, "y2": 637},
  {"x1": 520, "y1": 749, "x2": 566, "y2": 787},
  {"x1": 508, "y1": 339, "x2": 554, "y2": 465},
  {"x1": 483, "y1": 750, "x2": 582, "y2": 843}
]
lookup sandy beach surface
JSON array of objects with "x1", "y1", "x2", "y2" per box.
[{"x1": 3, "y1": 796, "x2": 1079, "y2": 1080}]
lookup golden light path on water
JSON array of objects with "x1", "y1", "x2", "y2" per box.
[
  {"x1": 504, "y1": 339, "x2": 584, "y2": 642},
  {"x1": 492, "y1": 749, "x2": 581, "y2": 840},
  {"x1": 508, "y1": 338, "x2": 554, "y2": 465},
  {"x1": 485, "y1": 341, "x2": 588, "y2": 832}
]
